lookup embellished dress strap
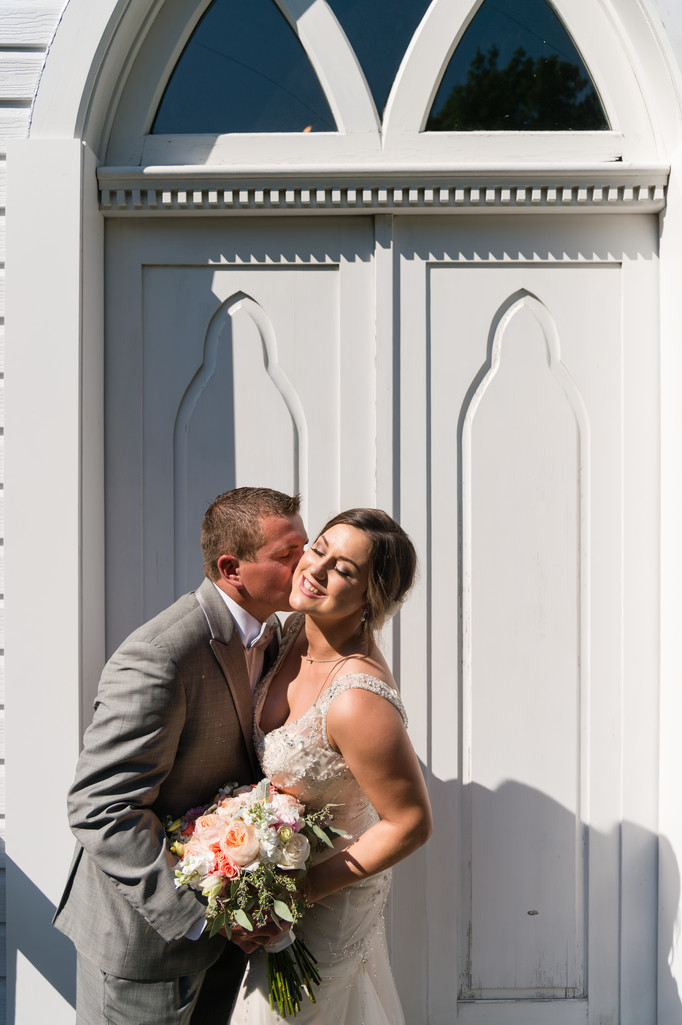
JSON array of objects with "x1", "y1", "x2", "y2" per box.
[
  {"x1": 318, "y1": 674, "x2": 408, "y2": 736},
  {"x1": 253, "y1": 613, "x2": 305, "y2": 722}
]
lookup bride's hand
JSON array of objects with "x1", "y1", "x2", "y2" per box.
[{"x1": 226, "y1": 920, "x2": 291, "y2": 953}]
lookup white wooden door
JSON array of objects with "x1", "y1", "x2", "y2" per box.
[
  {"x1": 104, "y1": 217, "x2": 375, "y2": 651},
  {"x1": 393, "y1": 214, "x2": 660, "y2": 1024},
  {"x1": 105, "y1": 211, "x2": 660, "y2": 1025}
]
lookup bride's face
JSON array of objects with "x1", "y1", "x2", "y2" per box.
[{"x1": 290, "y1": 523, "x2": 371, "y2": 622}]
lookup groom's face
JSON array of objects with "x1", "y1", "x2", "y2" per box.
[{"x1": 238, "y1": 513, "x2": 307, "y2": 620}]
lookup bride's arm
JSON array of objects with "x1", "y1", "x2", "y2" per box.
[{"x1": 304, "y1": 687, "x2": 433, "y2": 903}]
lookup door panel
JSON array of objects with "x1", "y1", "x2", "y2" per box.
[
  {"x1": 104, "y1": 211, "x2": 660, "y2": 1025},
  {"x1": 105, "y1": 217, "x2": 375, "y2": 650},
  {"x1": 394, "y1": 215, "x2": 659, "y2": 1024}
]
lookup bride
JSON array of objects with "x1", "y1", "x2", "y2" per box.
[{"x1": 229, "y1": 508, "x2": 433, "y2": 1024}]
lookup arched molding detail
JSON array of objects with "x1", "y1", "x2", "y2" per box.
[
  {"x1": 29, "y1": 0, "x2": 682, "y2": 169},
  {"x1": 30, "y1": 0, "x2": 163, "y2": 154},
  {"x1": 276, "y1": 0, "x2": 379, "y2": 134},
  {"x1": 460, "y1": 287, "x2": 591, "y2": 779},
  {"x1": 105, "y1": 0, "x2": 381, "y2": 165},
  {"x1": 382, "y1": 0, "x2": 658, "y2": 161},
  {"x1": 173, "y1": 291, "x2": 308, "y2": 591}
]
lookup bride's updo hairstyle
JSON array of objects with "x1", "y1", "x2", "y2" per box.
[{"x1": 319, "y1": 508, "x2": 417, "y2": 641}]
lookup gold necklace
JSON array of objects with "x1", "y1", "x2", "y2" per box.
[{"x1": 301, "y1": 651, "x2": 346, "y2": 664}]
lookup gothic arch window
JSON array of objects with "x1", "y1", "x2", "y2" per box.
[
  {"x1": 426, "y1": 0, "x2": 608, "y2": 131},
  {"x1": 149, "y1": 0, "x2": 607, "y2": 137},
  {"x1": 152, "y1": 0, "x2": 335, "y2": 133},
  {"x1": 324, "y1": 0, "x2": 431, "y2": 118},
  {"x1": 102, "y1": 0, "x2": 657, "y2": 168}
]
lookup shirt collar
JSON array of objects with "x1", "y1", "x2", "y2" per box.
[{"x1": 212, "y1": 583, "x2": 266, "y2": 648}]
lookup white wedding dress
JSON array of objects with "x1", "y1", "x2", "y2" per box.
[{"x1": 229, "y1": 616, "x2": 406, "y2": 1025}]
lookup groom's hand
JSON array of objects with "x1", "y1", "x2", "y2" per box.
[{"x1": 225, "y1": 920, "x2": 290, "y2": 953}]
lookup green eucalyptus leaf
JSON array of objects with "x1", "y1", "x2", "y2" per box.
[
  {"x1": 311, "y1": 823, "x2": 334, "y2": 847},
  {"x1": 209, "y1": 912, "x2": 225, "y2": 938},
  {"x1": 272, "y1": 900, "x2": 295, "y2": 922},
  {"x1": 234, "y1": 909, "x2": 253, "y2": 931}
]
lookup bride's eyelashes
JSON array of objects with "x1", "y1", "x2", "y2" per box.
[{"x1": 309, "y1": 546, "x2": 352, "y2": 579}]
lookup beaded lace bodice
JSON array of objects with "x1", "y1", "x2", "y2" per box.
[
  {"x1": 231, "y1": 616, "x2": 409, "y2": 1023},
  {"x1": 253, "y1": 616, "x2": 407, "y2": 860}
]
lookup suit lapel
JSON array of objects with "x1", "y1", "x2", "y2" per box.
[
  {"x1": 196, "y1": 579, "x2": 260, "y2": 780},
  {"x1": 209, "y1": 635, "x2": 259, "y2": 779},
  {"x1": 262, "y1": 614, "x2": 282, "y2": 679}
]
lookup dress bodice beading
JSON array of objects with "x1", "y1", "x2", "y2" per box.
[
  {"x1": 231, "y1": 616, "x2": 409, "y2": 1024},
  {"x1": 252, "y1": 617, "x2": 408, "y2": 861}
]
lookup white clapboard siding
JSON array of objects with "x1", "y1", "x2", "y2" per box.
[
  {"x1": 0, "y1": 107, "x2": 30, "y2": 151},
  {"x1": 0, "y1": 52, "x2": 44, "y2": 101},
  {"x1": 0, "y1": 1, "x2": 64, "y2": 47}
]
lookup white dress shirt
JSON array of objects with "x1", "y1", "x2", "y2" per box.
[{"x1": 212, "y1": 584, "x2": 274, "y2": 691}]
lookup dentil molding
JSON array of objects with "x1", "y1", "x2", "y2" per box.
[{"x1": 98, "y1": 166, "x2": 668, "y2": 215}]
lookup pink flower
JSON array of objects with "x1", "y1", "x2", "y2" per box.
[
  {"x1": 233, "y1": 785, "x2": 257, "y2": 800},
  {"x1": 209, "y1": 843, "x2": 240, "y2": 879},
  {"x1": 221, "y1": 820, "x2": 260, "y2": 867},
  {"x1": 214, "y1": 796, "x2": 242, "y2": 820},
  {"x1": 192, "y1": 813, "x2": 226, "y2": 845},
  {"x1": 271, "y1": 792, "x2": 304, "y2": 831}
]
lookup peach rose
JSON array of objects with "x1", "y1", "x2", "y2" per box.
[
  {"x1": 221, "y1": 820, "x2": 260, "y2": 867},
  {"x1": 215, "y1": 797, "x2": 242, "y2": 820},
  {"x1": 192, "y1": 813, "x2": 225, "y2": 845}
]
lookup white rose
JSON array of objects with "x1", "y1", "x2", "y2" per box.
[{"x1": 276, "y1": 833, "x2": 310, "y2": 871}]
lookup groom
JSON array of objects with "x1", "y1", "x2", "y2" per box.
[{"x1": 54, "y1": 487, "x2": 308, "y2": 1025}]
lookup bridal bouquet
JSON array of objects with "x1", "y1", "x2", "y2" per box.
[{"x1": 165, "y1": 779, "x2": 343, "y2": 1018}]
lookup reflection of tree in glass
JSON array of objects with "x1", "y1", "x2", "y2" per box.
[{"x1": 426, "y1": 45, "x2": 608, "y2": 131}]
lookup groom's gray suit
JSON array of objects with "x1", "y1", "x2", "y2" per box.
[{"x1": 54, "y1": 577, "x2": 279, "y2": 993}]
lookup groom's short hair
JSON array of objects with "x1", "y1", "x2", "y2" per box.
[{"x1": 201, "y1": 487, "x2": 301, "y2": 578}]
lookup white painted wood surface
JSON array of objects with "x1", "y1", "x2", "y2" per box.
[
  {"x1": 393, "y1": 214, "x2": 659, "y2": 1023},
  {"x1": 105, "y1": 211, "x2": 661, "y2": 1025},
  {"x1": 104, "y1": 217, "x2": 376, "y2": 656},
  {"x1": 102, "y1": 0, "x2": 655, "y2": 169},
  {"x1": 5, "y1": 0, "x2": 682, "y2": 1023},
  {"x1": 0, "y1": 1, "x2": 64, "y2": 46},
  {"x1": 0, "y1": 5, "x2": 65, "y2": 1024}
]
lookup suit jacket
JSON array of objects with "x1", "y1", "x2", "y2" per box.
[{"x1": 53, "y1": 577, "x2": 279, "y2": 980}]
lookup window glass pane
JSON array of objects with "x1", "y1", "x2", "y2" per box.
[
  {"x1": 152, "y1": 0, "x2": 336, "y2": 134},
  {"x1": 426, "y1": 0, "x2": 609, "y2": 131},
  {"x1": 327, "y1": 0, "x2": 431, "y2": 116}
]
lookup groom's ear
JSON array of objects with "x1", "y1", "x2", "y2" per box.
[{"x1": 216, "y1": 553, "x2": 243, "y2": 589}]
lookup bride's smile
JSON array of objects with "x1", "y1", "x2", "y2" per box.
[
  {"x1": 291, "y1": 523, "x2": 371, "y2": 622},
  {"x1": 299, "y1": 575, "x2": 323, "y2": 597}
]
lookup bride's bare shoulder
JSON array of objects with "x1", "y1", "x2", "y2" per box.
[{"x1": 338, "y1": 647, "x2": 395, "y2": 690}]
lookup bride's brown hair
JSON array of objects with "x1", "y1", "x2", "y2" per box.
[{"x1": 319, "y1": 508, "x2": 417, "y2": 640}]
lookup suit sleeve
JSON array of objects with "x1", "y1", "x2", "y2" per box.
[{"x1": 67, "y1": 637, "x2": 206, "y2": 942}]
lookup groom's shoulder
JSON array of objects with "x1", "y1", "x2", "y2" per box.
[{"x1": 122, "y1": 584, "x2": 220, "y2": 654}]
